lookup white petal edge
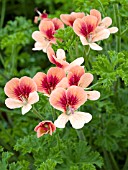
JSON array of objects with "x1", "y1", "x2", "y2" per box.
[
  {"x1": 54, "y1": 113, "x2": 69, "y2": 128},
  {"x1": 89, "y1": 43, "x2": 102, "y2": 51},
  {"x1": 80, "y1": 36, "x2": 89, "y2": 45},
  {"x1": 5, "y1": 98, "x2": 23, "y2": 109},
  {"x1": 69, "y1": 112, "x2": 92, "y2": 129},
  {"x1": 22, "y1": 104, "x2": 32, "y2": 115},
  {"x1": 56, "y1": 49, "x2": 66, "y2": 60}
]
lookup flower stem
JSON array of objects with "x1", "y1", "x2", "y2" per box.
[
  {"x1": 0, "y1": 0, "x2": 6, "y2": 28},
  {"x1": 84, "y1": 82, "x2": 100, "y2": 90},
  {"x1": 113, "y1": 4, "x2": 121, "y2": 52},
  {"x1": 76, "y1": 129, "x2": 85, "y2": 141},
  {"x1": 32, "y1": 107, "x2": 43, "y2": 120}
]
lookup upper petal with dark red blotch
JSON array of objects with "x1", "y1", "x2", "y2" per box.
[
  {"x1": 67, "y1": 65, "x2": 85, "y2": 86},
  {"x1": 73, "y1": 16, "x2": 98, "y2": 37},
  {"x1": 33, "y1": 72, "x2": 49, "y2": 94},
  {"x1": 90, "y1": 9, "x2": 101, "y2": 25},
  {"x1": 52, "y1": 18, "x2": 64, "y2": 30},
  {"x1": 60, "y1": 12, "x2": 85, "y2": 26},
  {"x1": 49, "y1": 88, "x2": 67, "y2": 112},
  {"x1": 47, "y1": 67, "x2": 66, "y2": 90},
  {"x1": 39, "y1": 20, "x2": 55, "y2": 40},
  {"x1": 67, "y1": 86, "x2": 87, "y2": 110}
]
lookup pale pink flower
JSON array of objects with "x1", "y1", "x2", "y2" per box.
[
  {"x1": 34, "y1": 121, "x2": 56, "y2": 138},
  {"x1": 60, "y1": 12, "x2": 85, "y2": 26},
  {"x1": 47, "y1": 47, "x2": 84, "y2": 72},
  {"x1": 73, "y1": 15, "x2": 110, "y2": 50},
  {"x1": 33, "y1": 67, "x2": 67, "y2": 96},
  {"x1": 90, "y1": 9, "x2": 118, "y2": 34},
  {"x1": 67, "y1": 65, "x2": 100, "y2": 100},
  {"x1": 49, "y1": 86, "x2": 92, "y2": 129},
  {"x1": 32, "y1": 19, "x2": 64, "y2": 52},
  {"x1": 4, "y1": 77, "x2": 39, "y2": 115}
]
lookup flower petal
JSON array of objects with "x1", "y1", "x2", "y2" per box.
[
  {"x1": 108, "y1": 27, "x2": 118, "y2": 34},
  {"x1": 33, "y1": 72, "x2": 49, "y2": 94},
  {"x1": 52, "y1": 18, "x2": 64, "y2": 30},
  {"x1": 4, "y1": 78, "x2": 20, "y2": 99},
  {"x1": 86, "y1": 90, "x2": 100, "y2": 100},
  {"x1": 28, "y1": 91, "x2": 39, "y2": 104},
  {"x1": 32, "y1": 31, "x2": 45, "y2": 42},
  {"x1": 92, "y1": 29, "x2": 110, "y2": 42},
  {"x1": 56, "y1": 49, "x2": 66, "y2": 60},
  {"x1": 5, "y1": 98, "x2": 23, "y2": 109},
  {"x1": 73, "y1": 16, "x2": 98, "y2": 37},
  {"x1": 101, "y1": 17, "x2": 112, "y2": 28},
  {"x1": 90, "y1": 9, "x2": 101, "y2": 24},
  {"x1": 22, "y1": 104, "x2": 32, "y2": 115},
  {"x1": 79, "y1": 73, "x2": 94, "y2": 88},
  {"x1": 49, "y1": 88, "x2": 67, "y2": 112},
  {"x1": 67, "y1": 86, "x2": 87, "y2": 110},
  {"x1": 54, "y1": 113, "x2": 69, "y2": 128},
  {"x1": 69, "y1": 111, "x2": 92, "y2": 129},
  {"x1": 56, "y1": 77, "x2": 69, "y2": 89},
  {"x1": 39, "y1": 20, "x2": 55, "y2": 39},
  {"x1": 80, "y1": 36, "x2": 89, "y2": 45},
  {"x1": 89, "y1": 43, "x2": 102, "y2": 51}
]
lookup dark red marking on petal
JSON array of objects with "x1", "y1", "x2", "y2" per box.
[
  {"x1": 58, "y1": 93, "x2": 67, "y2": 111},
  {"x1": 69, "y1": 20, "x2": 74, "y2": 26},
  {"x1": 50, "y1": 55, "x2": 64, "y2": 68},
  {"x1": 40, "y1": 13, "x2": 48, "y2": 19},
  {"x1": 46, "y1": 29, "x2": 54, "y2": 39},
  {"x1": 80, "y1": 23, "x2": 95, "y2": 37},
  {"x1": 41, "y1": 76, "x2": 51, "y2": 94},
  {"x1": 69, "y1": 74, "x2": 80, "y2": 86},
  {"x1": 47, "y1": 75, "x2": 59, "y2": 90},
  {"x1": 67, "y1": 93, "x2": 78, "y2": 108}
]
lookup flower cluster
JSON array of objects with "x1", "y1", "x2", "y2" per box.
[{"x1": 4, "y1": 9, "x2": 118, "y2": 138}]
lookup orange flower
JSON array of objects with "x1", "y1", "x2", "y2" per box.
[
  {"x1": 34, "y1": 121, "x2": 56, "y2": 138},
  {"x1": 33, "y1": 67, "x2": 67, "y2": 96},
  {"x1": 73, "y1": 15, "x2": 110, "y2": 50},
  {"x1": 49, "y1": 86, "x2": 92, "y2": 129},
  {"x1": 4, "y1": 77, "x2": 39, "y2": 115},
  {"x1": 60, "y1": 12, "x2": 85, "y2": 26}
]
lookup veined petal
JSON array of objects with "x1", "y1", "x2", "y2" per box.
[
  {"x1": 89, "y1": 43, "x2": 102, "y2": 51},
  {"x1": 49, "y1": 88, "x2": 67, "y2": 112},
  {"x1": 39, "y1": 20, "x2": 55, "y2": 39},
  {"x1": 79, "y1": 73, "x2": 94, "y2": 88},
  {"x1": 52, "y1": 18, "x2": 64, "y2": 30},
  {"x1": 33, "y1": 72, "x2": 49, "y2": 94},
  {"x1": 56, "y1": 77, "x2": 69, "y2": 89},
  {"x1": 86, "y1": 90, "x2": 100, "y2": 100},
  {"x1": 54, "y1": 113, "x2": 69, "y2": 128},
  {"x1": 108, "y1": 27, "x2": 118, "y2": 34},
  {"x1": 90, "y1": 9, "x2": 101, "y2": 24},
  {"x1": 28, "y1": 91, "x2": 39, "y2": 104},
  {"x1": 22, "y1": 104, "x2": 32, "y2": 115},
  {"x1": 73, "y1": 16, "x2": 98, "y2": 37},
  {"x1": 80, "y1": 36, "x2": 89, "y2": 45},
  {"x1": 101, "y1": 17, "x2": 112, "y2": 28},
  {"x1": 4, "y1": 78, "x2": 20, "y2": 99},
  {"x1": 69, "y1": 111, "x2": 92, "y2": 129},
  {"x1": 67, "y1": 86, "x2": 87, "y2": 110},
  {"x1": 5, "y1": 98, "x2": 23, "y2": 109},
  {"x1": 92, "y1": 29, "x2": 110, "y2": 42}
]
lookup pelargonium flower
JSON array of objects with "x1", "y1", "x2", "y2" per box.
[
  {"x1": 4, "y1": 76, "x2": 39, "y2": 115},
  {"x1": 34, "y1": 9, "x2": 48, "y2": 24},
  {"x1": 60, "y1": 12, "x2": 85, "y2": 26},
  {"x1": 34, "y1": 121, "x2": 56, "y2": 138},
  {"x1": 47, "y1": 47, "x2": 84, "y2": 72},
  {"x1": 32, "y1": 19, "x2": 64, "y2": 52},
  {"x1": 73, "y1": 15, "x2": 110, "y2": 50},
  {"x1": 90, "y1": 9, "x2": 118, "y2": 34},
  {"x1": 49, "y1": 86, "x2": 92, "y2": 129},
  {"x1": 33, "y1": 67, "x2": 67, "y2": 96},
  {"x1": 67, "y1": 65, "x2": 100, "y2": 100}
]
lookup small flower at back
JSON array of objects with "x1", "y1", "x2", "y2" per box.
[
  {"x1": 4, "y1": 76, "x2": 39, "y2": 115},
  {"x1": 34, "y1": 121, "x2": 56, "y2": 138}
]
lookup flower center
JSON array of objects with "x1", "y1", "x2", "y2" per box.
[
  {"x1": 66, "y1": 106, "x2": 74, "y2": 115},
  {"x1": 19, "y1": 95, "x2": 28, "y2": 105}
]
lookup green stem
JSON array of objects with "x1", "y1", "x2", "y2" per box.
[
  {"x1": 11, "y1": 45, "x2": 16, "y2": 76},
  {"x1": 123, "y1": 154, "x2": 128, "y2": 170},
  {"x1": 0, "y1": 0, "x2": 6, "y2": 28},
  {"x1": 121, "y1": 27, "x2": 128, "y2": 36},
  {"x1": 76, "y1": 129, "x2": 85, "y2": 141},
  {"x1": 97, "y1": 0, "x2": 106, "y2": 17},
  {"x1": 103, "y1": 150, "x2": 113, "y2": 170},
  {"x1": 109, "y1": 151, "x2": 119, "y2": 170},
  {"x1": 51, "y1": 106, "x2": 56, "y2": 121},
  {"x1": 84, "y1": 82, "x2": 100, "y2": 90},
  {"x1": 113, "y1": 4, "x2": 121, "y2": 52},
  {"x1": 32, "y1": 107, "x2": 43, "y2": 120}
]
